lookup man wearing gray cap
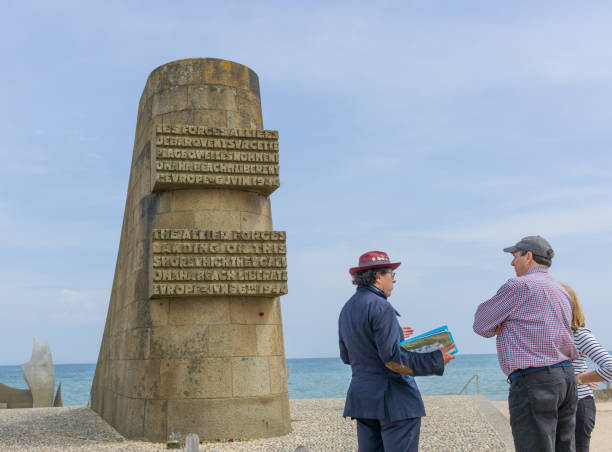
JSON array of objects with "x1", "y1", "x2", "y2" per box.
[{"x1": 473, "y1": 236, "x2": 578, "y2": 452}]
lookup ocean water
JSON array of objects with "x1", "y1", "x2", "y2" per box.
[
  {"x1": 0, "y1": 363, "x2": 95, "y2": 406},
  {"x1": 287, "y1": 354, "x2": 509, "y2": 400},
  {"x1": 0, "y1": 354, "x2": 513, "y2": 406}
]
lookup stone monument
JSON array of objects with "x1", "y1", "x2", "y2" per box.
[{"x1": 90, "y1": 58, "x2": 290, "y2": 442}]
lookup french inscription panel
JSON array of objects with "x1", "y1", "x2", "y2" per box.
[
  {"x1": 150, "y1": 229, "x2": 288, "y2": 298},
  {"x1": 151, "y1": 124, "x2": 280, "y2": 194}
]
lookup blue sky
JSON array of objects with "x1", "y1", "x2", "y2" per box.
[{"x1": 1, "y1": 1, "x2": 612, "y2": 365}]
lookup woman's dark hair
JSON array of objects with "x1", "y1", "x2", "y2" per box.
[
  {"x1": 352, "y1": 267, "x2": 392, "y2": 286},
  {"x1": 520, "y1": 250, "x2": 552, "y2": 267}
]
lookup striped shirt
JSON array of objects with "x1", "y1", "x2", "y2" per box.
[
  {"x1": 473, "y1": 267, "x2": 578, "y2": 376},
  {"x1": 573, "y1": 327, "x2": 612, "y2": 399}
]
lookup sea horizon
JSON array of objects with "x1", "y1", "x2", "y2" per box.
[
  {"x1": 3, "y1": 353, "x2": 601, "y2": 407},
  {"x1": 0, "y1": 352, "x2": 500, "y2": 367},
  {"x1": 1, "y1": 354, "x2": 513, "y2": 406}
]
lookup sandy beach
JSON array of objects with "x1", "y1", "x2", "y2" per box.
[
  {"x1": 5, "y1": 396, "x2": 611, "y2": 450},
  {"x1": 0, "y1": 396, "x2": 510, "y2": 451}
]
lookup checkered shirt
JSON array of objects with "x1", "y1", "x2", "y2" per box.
[{"x1": 473, "y1": 267, "x2": 578, "y2": 376}]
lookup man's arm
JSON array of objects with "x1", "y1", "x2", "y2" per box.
[
  {"x1": 386, "y1": 344, "x2": 455, "y2": 375},
  {"x1": 473, "y1": 279, "x2": 523, "y2": 338},
  {"x1": 339, "y1": 336, "x2": 350, "y2": 364},
  {"x1": 372, "y1": 303, "x2": 446, "y2": 376},
  {"x1": 339, "y1": 318, "x2": 350, "y2": 364},
  {"x1": 401, "y1": 326, "x2": 414, "y2": 339}
]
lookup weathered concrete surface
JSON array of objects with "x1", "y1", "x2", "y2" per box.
[
  {"x1": 470, "y1": 395, "x2": 513, "y2": 451},
  {"x1": 91, "y1": 58, "x2": 290, "y2": 442},
  {"x1": 21, "y1": 338, "x2": 54, "y2": 408},
  {"x1": 0, "y1": 382, "x2": 33, "y2": 409},
  {"x1": 53, "y1": 383, "x2": 63, "y2": 407}
]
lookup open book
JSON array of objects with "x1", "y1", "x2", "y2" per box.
[{"x1": 400, "y1": 325, "x2": 458, "y2": 355}]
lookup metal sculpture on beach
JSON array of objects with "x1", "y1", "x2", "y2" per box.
[{"x1": 0, "y1": 338, "x2": 62, "y2": 409}]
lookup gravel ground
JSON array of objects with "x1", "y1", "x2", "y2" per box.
[{"x1": 0, "y1": 396, "x2": 507, "y2": 451}]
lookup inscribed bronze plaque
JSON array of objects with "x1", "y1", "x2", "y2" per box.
[
  {"x1": 151, "y1": 124, "x2": 280, "y2": 195},
  {"x1": 150, "y1": 228, "x2": 288, "y2": 298}
]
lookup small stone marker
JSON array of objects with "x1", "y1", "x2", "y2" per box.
[
  {"x1": 185, "y1": 433, "x2": 200, "y2": 451},
  {"x1": 53, "y1": 382, "x2": 63, "y2": 407},
  {"x1": 167, "y1": 431, "x2": 181, "y2": 449},
  {"x1": 0, "y1": 403, "x2": 7, "y2": 409}
]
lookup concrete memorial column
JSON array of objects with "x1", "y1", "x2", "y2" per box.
[{"x1": 90, "y1": 58, "x2": 290, "y2": 442}]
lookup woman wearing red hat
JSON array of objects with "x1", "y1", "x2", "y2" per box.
[{"x1": 339, "y1": 251, "x2": 455, "y2": 452}]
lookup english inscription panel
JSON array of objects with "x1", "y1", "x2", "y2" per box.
[
  {"x1": 150, "y1": 229, "x2": 288, "y2": 298},
  {"x1": 151, "y1": 124, "x2": 280, "y2": 195}
]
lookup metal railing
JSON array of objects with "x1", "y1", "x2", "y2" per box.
[{"x1": 459, "y1": 374, "x2": 480, "y2": 395}]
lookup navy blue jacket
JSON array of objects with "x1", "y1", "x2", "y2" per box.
[{"x1": 339, "y1": 285, "x2": 444, "y2": 421}]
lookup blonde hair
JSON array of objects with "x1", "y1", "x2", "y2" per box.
[{"x1": 562, "y1": 284, "x2": 585, "y2": 330}]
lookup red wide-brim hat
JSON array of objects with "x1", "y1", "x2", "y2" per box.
[{"x1": 349, "y1": 250, "x2": 401, "y2": 275}]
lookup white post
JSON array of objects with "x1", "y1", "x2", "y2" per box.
[{"x1": 185, "y1": 433, "x2": 200, "y2": 452}]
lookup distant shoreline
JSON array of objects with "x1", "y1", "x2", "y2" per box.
[{"x1": 0, "y1": 353, "x2": 505, "y2": 366}]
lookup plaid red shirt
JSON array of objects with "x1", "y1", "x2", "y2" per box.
[{"x1": 473, "y1": 267, "x2": 578, "y2": 376}]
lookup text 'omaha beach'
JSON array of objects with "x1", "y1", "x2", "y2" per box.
[{"x1": 152, "y1": 124, "x2": 280, "y2": 194}]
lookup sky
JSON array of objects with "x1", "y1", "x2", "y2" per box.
[{"x1": 1, "y1": 1, "x2": 612, "y2": 365}]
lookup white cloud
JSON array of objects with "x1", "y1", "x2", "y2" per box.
[
  {"x1": 520, "y1": 186, "x2": 612, "y2": 206},
  {"x1": 51, "y1": 289, "x2": 107, "y2": 325},
  {"x1": 7, "y1": 163, "x2": 49, "y2": 175},
  {"x1": 0, "y1": 270, "x2": 110, "y2": 329},
  {"x1": 78, "y1": 135, "x2": 98, "y2": 142},
  {"x1": 406, "y1": 205, "x2": 612, "y2": 243},
  {"x1": 218, "y1": 6, "x2": 612, "y2": 99},
  {"x1": 3, "y1": 1, "x2": 612, "y2": 361}
]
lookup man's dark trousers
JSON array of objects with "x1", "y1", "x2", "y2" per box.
[
  {"x1": 356, "y1": 417, "x2": 421, "y2": 452},
  {"x1": 509, "y1": 366, "x2": 577, "y2": 452}
]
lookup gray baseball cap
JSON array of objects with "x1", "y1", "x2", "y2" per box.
[{"x1": 503, "y1": 235, "x2": 554, "y2": 259}]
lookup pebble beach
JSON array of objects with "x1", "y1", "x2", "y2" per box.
[{"x1": 0, "y1": 396, "x2": 511, "y2": 451}]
